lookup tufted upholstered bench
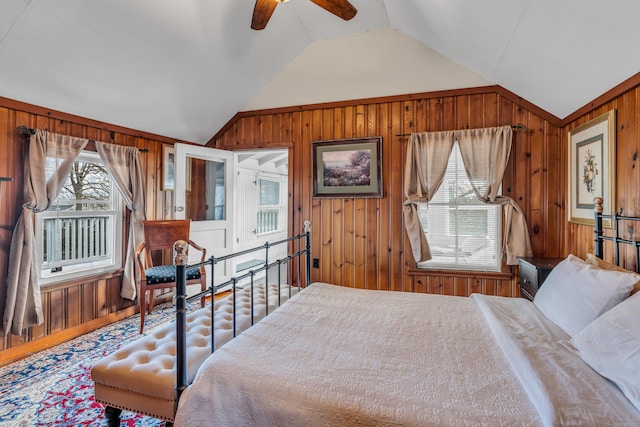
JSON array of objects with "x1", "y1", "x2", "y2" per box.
[{"x1": 91, "y1": 282, "x2": 300, "y2": 426}]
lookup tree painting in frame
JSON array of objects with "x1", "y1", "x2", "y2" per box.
[
  {"x1": 568, "y1": 110, "x2": 615, "y2": 226},
  {"x1": 312, "y1": 137, "x2": 383, "y2": 198}
]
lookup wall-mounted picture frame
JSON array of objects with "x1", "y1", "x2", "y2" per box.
[
  {"x1": 568, "y1": 110, "x2": 615, "y2": 227},
  {"x1": 312, "y1": 137, "x2": 383, "y2": 198},
  {"x1": 163, "y1": 145, "x2": 175, "y2": 191}
]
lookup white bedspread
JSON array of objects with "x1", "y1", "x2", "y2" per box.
[
  {"x1": 175, "y1": 283, "x2": 640, "y2": 426},
  {"x1": 472, "y1": 294, "x2": 640, "y2": 426}
]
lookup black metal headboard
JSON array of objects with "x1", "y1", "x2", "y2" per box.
[{"x1": 593, "y1": 197, "x2": 640, "y2": 272}]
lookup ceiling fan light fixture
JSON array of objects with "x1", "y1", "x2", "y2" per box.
[{"x1": 252, "y1": 0, "x2": 356, "y2": 30}]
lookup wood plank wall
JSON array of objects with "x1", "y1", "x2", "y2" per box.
[
  {"x1": 563, "y1": 76, "x2": 640, "y2": 264},
  {"x1": 212, "y1": 86, "x2": 564, "y2": 296},
  {"x1": 0, "y1": 97, "x2": 184, "y2": 363}
]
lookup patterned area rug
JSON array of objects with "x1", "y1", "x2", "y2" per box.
[{"x1": 1, "y1": 302, "x2": 185, "y2": 426}]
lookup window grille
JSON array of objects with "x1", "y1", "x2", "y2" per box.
[
  {"x1": 418, "y1": 144, "x2": 501, "y2": 271},
  {"x1": 257, "y1": 179, "x2": 283, "y2": 235},
  {"x1": 37, "y1": 152, "x2": 122, "y2": 283}
]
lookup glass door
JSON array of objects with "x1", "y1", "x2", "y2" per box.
[{"x1": 174, "y1": 143, "x2": 235, "y2": 289}]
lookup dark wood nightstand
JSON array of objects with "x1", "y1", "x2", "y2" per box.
[{"x1": 517, "y1": 257, "x2": 564, "y2": 301}]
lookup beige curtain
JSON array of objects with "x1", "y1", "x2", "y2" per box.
[
  {"x1": 402, "y1": 131, "x2": 455, "y2": 262},
  {"x1": 2, "y1": 130, "x2": 87, "y2": 335},
  {"x1": 403, "y1": 126, "x2": 533, "y2": 265},
  {"x1": 457, "y1": 126, "x2": 533, "y2": 264},
  {"x1": 96, "y1": 142, "x2": 146, "y2": 300}
]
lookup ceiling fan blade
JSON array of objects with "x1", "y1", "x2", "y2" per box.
[
  {"x1": 251, "y1": 0, "x2": 278, "y2": 30},
  {"x1": 309, "y1": 0, "x2": 357, "y2": 21}
]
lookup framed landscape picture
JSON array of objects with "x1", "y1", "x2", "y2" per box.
[
  {"x1": 568, "y1": 110, "x2": 615, "y2": 226},
  {"x1": 312, "y1": 137, "x2": 382, "y2": 198}
]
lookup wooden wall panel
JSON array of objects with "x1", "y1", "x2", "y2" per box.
[
  {"x1": 388, "y1": 102, "x2": 405, "y2": 292},
  {"x1": 48, "y1": 289, "x2": 65, "y2": 334},
  {"x1": 353, "y1": 199, "x2": 366, "y2": 289},
  {"x1": 0, "y1": 97, "x2": 188, "y2": 363},
  {"x1": 564, "y1": 83, "x2": 640, "y2": 264},
  {"x1": 213, "y1": 87, "x2": 562, "y2": 297}
]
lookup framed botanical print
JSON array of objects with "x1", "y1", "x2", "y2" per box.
[
  {"x1": 163, "y1": 144, "x2": 175, "y2": 191},
  {"x1": 568, "y1": 110, "x2": 615, "y2": 226}
]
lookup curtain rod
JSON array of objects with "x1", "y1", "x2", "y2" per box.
[
  {"x1": 394, "y1": 124, "x2": 526, "y2": 138},
  {"x1": 17, "y1": 125, "x2": 149, "y2": 153}
]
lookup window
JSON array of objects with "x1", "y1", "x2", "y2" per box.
[
  {"x1": 257, "y1": 178, "x2": 284, "y2": 235},
  {"x1": 37, "y1": 151, "x2": 122, "y2": 284},
  {"x1": 418, "y1": 144, "x2": 501, "y2": 271}
]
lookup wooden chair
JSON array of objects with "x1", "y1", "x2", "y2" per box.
[{"x1": 136, "y1": 219, "x2": 207, "y2": 333}]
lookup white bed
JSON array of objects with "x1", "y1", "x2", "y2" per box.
[
  {"x1": 171, "y1": 206, "x2": 640, "y2": 426},
  {"x1": 174, "y1": 276, "x2": 640, "y2": 426}
]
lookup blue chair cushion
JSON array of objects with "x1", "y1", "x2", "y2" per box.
[{"x1": 144, "y1": 265, "x2": 201, "y2": 285}]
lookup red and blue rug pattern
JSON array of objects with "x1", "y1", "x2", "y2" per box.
[{"x1": 1, "y1": 302, "x2": 185, "y2": 426}]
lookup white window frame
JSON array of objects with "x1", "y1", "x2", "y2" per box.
[
  {"x1": 36, "y1": 151, "x2": 123, "y2": 285},
  {"x1": 256, "y1": 175, "x2": 286, "y2": 236},
  {"x1": 417, "y1": 143, "x2": 502, "y2": 272}
]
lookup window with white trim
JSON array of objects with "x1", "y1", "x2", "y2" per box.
[
  {"x1": 418, "y1": 143, "x2": 501, "y2": 271},
  {"x1": 37, "y1": 151, "x2": 122, "y2": 284},
  {"x1": 257, "y1": 178, "x2": 285, "y2": 235}
]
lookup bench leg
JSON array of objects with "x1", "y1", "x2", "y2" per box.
[{"x1": 104, "y1": 406, "x2": 122, "y2": 427}]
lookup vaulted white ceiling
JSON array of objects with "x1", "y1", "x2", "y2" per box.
[{"x1": 1, "y1": 0, "x2": 639, "y2": 144}]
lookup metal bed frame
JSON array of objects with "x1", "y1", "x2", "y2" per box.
[
  {"x1": 594, "y1": 197, "x2": 640, "y2": 271},
  {"x1": 173, "y1": 221, "x2": 312, "y2": 401}
]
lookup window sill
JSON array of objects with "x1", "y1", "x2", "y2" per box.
[
  {"x1": 407, "y1": 267, "x2": 513, "y2": 280},
  {"x1": 40, "y1": 268, "x2": 124, "y2": 293},
  {"x1": 256, "y1": 229, "x2": 286, "y2": 238}
]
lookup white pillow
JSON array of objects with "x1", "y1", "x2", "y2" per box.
[
  {"x1": 570, "y1": 292, "x2": 640, "y2": 412},
  {"x1": 584, "y1": 253, "x2": 640, "y2": 295},
  {"x1": 533, "y1": 254, "x2": 636, "y2": 337}
]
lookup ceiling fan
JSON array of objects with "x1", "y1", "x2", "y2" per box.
[{"x1": 251, "y1": 0, "x2": 357, "y2": 30}]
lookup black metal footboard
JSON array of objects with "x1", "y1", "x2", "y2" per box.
[
  {"x1": 173, "y1": 221, "x2": 312, "y2": 402},
  {"x1": 594, "y1": 197, "x2": 640, "y2": 271}
]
